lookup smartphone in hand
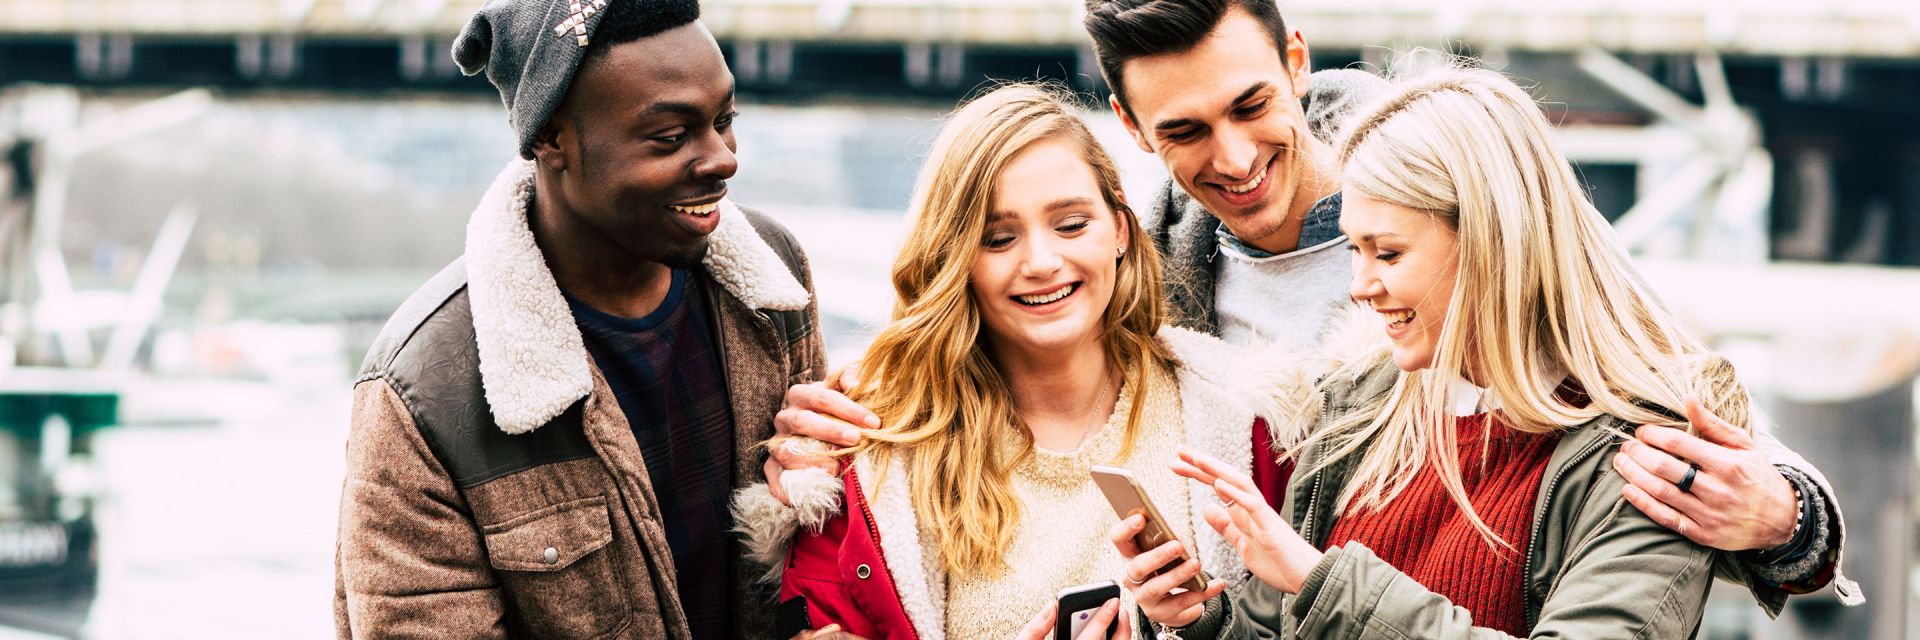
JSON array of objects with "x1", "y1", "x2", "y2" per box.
[
  {"x1": 1056, "y1": 580, "x2": 1120, "y2": 640},
  {"x1": 1090, "y1": 465, "x2": 1207, "y2": 592}
]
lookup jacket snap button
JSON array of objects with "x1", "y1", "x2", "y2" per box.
[
  {"x1": 855, "y1": 564, "x2": 872, "y2": 579},
  {"x1": 543, "y1": 547, "x2": 560, "y2": 564}
]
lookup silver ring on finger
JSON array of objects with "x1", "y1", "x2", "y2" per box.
[
  {"x1": 1677, "y1": 464, "x2": 1698, "y2": 493},
  {"x1": 1221, "y1": 498, "x2": 1236, "y2": 508},
  {"x1": 1125, "y1": 574, "x2": 1146, "y2": 586}
]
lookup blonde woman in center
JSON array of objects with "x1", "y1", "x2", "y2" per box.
[
  {"x1": 1118, "y1": 67, "x2": 1797, "y2": 638},
  {"x1": 732, "y1": 83, "x2": 1276, "y2": 639}
]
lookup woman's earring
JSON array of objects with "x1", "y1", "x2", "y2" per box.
[{"x1": 1115, "y1": 246, "x2": 1125, "y2": 258}]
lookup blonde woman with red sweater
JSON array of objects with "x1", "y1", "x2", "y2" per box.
[{"x1": 1118, "y1": 66, "x2": 1857, "y2": 639}]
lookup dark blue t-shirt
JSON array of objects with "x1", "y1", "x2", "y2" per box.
[{"x1": 567, "y1": 269, "x2": 734, "y2": 640}]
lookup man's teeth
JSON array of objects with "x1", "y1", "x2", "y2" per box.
[
  {"x1": 1223, "y1": 165, "x2": 1267, "y2": 194},
  {"x1": 671, "y1": 202, "x2": 719, "y2": 215},
  {"x1": 1382, "y1": 309, "x2": 1416, "y2": 326},
  {"x1": 1018, "y1": 284, "x2": 1075, "y2": 305}
]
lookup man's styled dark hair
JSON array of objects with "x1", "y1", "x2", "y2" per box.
[
  {"x1": 582, "y1": 0, "x2": 702, "y2": 64},
  {"x1": 1083, "y1": 0, "x2": 1289, "y2": 113}
]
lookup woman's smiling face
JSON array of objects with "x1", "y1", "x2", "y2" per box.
[
  {"x1": 1341, "y1": 187, "x2": 1460, "y2": 372},
  {"x1": 970, "y1": 137, "x2": 1128, "y2": 358}
]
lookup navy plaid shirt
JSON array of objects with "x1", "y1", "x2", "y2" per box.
[{"x1": 568, "y1": 269, "x2": 734, "y2": 640}]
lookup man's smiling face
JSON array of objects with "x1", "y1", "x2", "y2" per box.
[{"x1": 1110, "y1": 7, "x2": 1316, "y2": 253}]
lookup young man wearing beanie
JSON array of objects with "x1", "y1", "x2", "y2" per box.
[{"x1": 333, "y1": 0, "x2": 822, "y2": 637}]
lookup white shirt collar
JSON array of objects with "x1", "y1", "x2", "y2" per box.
[
  {"x1": 1448, "y1": 374, "x2": 1489, "y2": 417},
  {"x1": 1445, "y1": 358, "x2": 1570, "y2": 418}
]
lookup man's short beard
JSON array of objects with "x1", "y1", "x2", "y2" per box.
[
  {"x1": 1219, "y1": 206, "x2": 1287, "y2": 243},
  {"x1": 658, "y1": 239, "x2": 711, "y2": 269}
]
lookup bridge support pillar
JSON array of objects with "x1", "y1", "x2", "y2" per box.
[{"x1": 74, "y1": 34, "x2": 132, "y2": 81}]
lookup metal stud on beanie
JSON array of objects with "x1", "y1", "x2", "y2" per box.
[{"x1": 452, "y1": 0, "x2": 702, "y2": 159}]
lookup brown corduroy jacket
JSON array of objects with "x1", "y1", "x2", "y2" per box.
[{"x1": 333, "y1": 160, "x2": 825, "y2": 639}]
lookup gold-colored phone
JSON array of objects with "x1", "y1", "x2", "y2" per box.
[{"x1": 1090, "y1": 465, "x2": 1207, "y2": 592}]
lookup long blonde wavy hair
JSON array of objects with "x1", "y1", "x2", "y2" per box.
[
  {"x1": 1304, "y1": 67, "x2": 1753, "y2": 548},
  {"x1": 845, "y1": 83, "x2": 1172, "y2": 576}
]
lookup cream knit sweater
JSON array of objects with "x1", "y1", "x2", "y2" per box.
[{"x1": 943, "y1": 367, "x2": 1195, "y2": 639}]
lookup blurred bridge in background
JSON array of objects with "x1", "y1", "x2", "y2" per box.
[
  {"x1": 5, "y1": 0, "x2": 1918, "y2": 269},
  {"x1": 0, "y1": 0, "x2": 1917, "y2": 90}
]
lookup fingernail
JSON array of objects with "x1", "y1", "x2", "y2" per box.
[
  {"x1": 864, "y1": 415, "x2": 880, "y2": 429},
  {"x1": 844, "y1": 428, "x2": 862, "y2": 442}
]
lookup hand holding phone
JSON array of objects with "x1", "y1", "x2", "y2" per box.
[
  {"x1": 1013, "y1": 588, "x2": 1130, "y2": 640},
  {"x1": 1090, "y1": 465, "x2": 1206, "y2": 592},
  {"x1": 1055, "y1": 581, "x2": 1121, "y2": 640}
]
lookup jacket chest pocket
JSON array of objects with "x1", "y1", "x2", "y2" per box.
[{"x1": 482, "y1": 494, "x2": 628, "y2": 637}]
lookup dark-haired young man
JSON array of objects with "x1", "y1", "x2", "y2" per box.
[
  {"x1": 333, "y1": 0, "x2": 821, "y2": 637},
  {"x1": 1084, "y1": 0, "x2": 1353, "y2": 349}
]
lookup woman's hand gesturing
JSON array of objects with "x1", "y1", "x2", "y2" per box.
[{"x1": 1171, "y1": 447, "x2": 1323, "y2": 594}]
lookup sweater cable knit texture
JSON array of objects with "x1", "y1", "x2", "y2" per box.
[{"x1": 1321, "y1": 413, "x2": 1560, "y2": 636}]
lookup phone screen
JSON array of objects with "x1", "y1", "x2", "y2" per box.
[
  {"x1": 1056, "y1": 581, "x2": 1120, "y2": 640},
  {"x1": 1066, "y1": 606, "x2": 1097, "y2": 638}
]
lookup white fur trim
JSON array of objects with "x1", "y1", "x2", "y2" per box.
[
  {"x1": 705, "y1": 199, "x2": 811, "y2": 311},
  {"x1": 1158, "y1": 327, "x2": 1259, "y2": 594},
  {"x1": 859, "y1": 454, "x2": 946, "y2": 640},
  {"x1": 783, "y1": 466, "x2": 846, "y2": 530},
  {"x1": 1230, "y1": 303, "x2": 1390, "y2": 450},
  {"x1": 729, "y1": 466, "x2": 844, "y2": 585},
  {"x1": 464, "y1": 160, "x2": 592, "y2": 434},
  {"x1": 731, "y1": 482, "x2": 801, "y2": 584},
  {"x1": 461, "y1": 160, "x2": 811, "y2": 433}
]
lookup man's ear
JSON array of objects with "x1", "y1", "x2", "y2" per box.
[
  {"x1": 1285, "y1": 29, "x2": 1313, "y2": 99},
  {"x1": 1111, "y1": 94, "x2": 1154, "y2": 155},
  {"x1": 529, "y1": 116, "x2": 571, "y2": 172}
]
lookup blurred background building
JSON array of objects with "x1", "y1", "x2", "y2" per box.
[{"x1": 0, "y1": 0, "x2": 1916, "y2": 638}]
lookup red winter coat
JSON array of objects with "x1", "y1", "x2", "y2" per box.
[{"x1": 779, "y1": 465, "x2": 919, "y2": 639}]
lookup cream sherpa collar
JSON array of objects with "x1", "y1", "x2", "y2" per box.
[{"x1": 462, "y1": 159, "x2": 810, "y2": 434}]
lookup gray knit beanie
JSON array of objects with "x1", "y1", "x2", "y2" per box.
[{"x1": 452, "y1": 0, "x2": 700, "y2": 159}]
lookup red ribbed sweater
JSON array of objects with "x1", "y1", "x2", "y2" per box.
[{"x1": 1321, "y1": 413, "x2": 1561, "y2": 636}]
